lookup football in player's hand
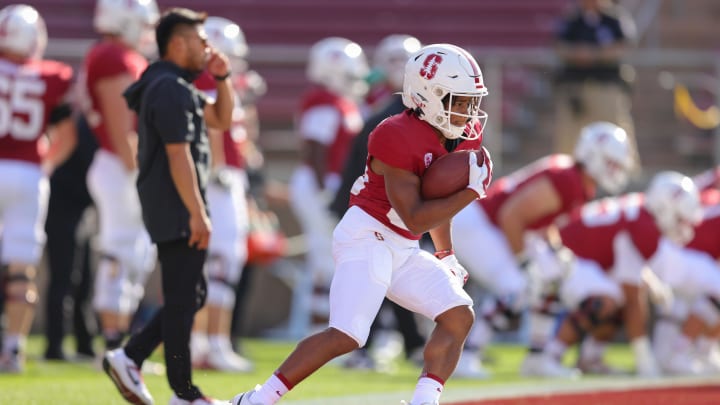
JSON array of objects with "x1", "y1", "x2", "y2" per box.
[{"x1": 421, "y1": 149, "x2": 484, "y2": 199}]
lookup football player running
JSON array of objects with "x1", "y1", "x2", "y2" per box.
[
  {"x1": 451, "y1": 122, "x2": 634, "y2": 378},
  {"x1": 0, "y1": 4, "x2": 77, "y2": 372},
  {"x1": 521, "y1": 172, "x2": 702, "y2": 378},
  {"x1": 79, "y1": 0, "x2": 159, "y2": 355},
  {"x1": 232, "y1": 44, "x2": 492, "y2": 405}
]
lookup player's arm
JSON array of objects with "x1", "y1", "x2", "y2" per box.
[
  {"x1": 165, "y1": 142, "x2": 211, "y2": 249},
  {"x1": 95, "y1": 72, "x2": 138, "y2": 171},
  {"x1": 497, "y1": 176, "x2": 562, "y2": 256},
  {"x1": 42, "y1": 110, "x2": 77, "y2": 174},
  {"x1": 428, "y1": 221, "x2": 452, "y2": 253},
  {"x1": 303, "y1": 139, "x2": 328, "y2": 190},
  {"x1": 208, "y1": 127, "x2": 226, "y2": 169},
  {"x1": 203, "y1": 50, "x2": 233, "y2": 131},
  {"x1": 373, "y1": 157, "x2": 476, "y2": 235}
]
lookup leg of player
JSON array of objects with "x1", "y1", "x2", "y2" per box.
[
  {"x1": 409, "y1": 305, "x2": 474, "y2": 404},
  {"x1": 0, "y1": 263, "x2": 38, "y2": 373},
  {"x1": 621, "y1": 283, "x2": 661, "y2": 377}
]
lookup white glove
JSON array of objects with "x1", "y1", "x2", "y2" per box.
[
  {"x1": 467, "y1": 146, "x2": 493, "y2": 199},
  {"x1": 441, "y1": 254, "x2": 469, "y2": 286}
]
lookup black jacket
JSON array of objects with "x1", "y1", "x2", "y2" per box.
[{"x1": 124, "y1": 61, "x2": 210, "y2": 243}]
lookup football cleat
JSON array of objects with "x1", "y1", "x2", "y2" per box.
[
  {"x1": 168, "y1": 394, "x2": 227, "y2": 405},
  {"x1": 576, "y1": 356, "x2": 627, "y2": 375},
  {"x1": 103, "y1": 348, "x2": 154, "y2": 405},
  {"x1": 230, "y1": 385, "x2": 263, "y2": 405},
  {"x1": 520, "y1": 353, "x2": 581, "y2": 378}
]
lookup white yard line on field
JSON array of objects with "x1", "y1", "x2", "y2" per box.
[{"x1": 284, "y1": 375, "x2": 719, "y2": 405}]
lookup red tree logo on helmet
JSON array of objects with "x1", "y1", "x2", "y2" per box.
[{"x1": 420, "y1": 53, "x2": 443, "y2": 80}]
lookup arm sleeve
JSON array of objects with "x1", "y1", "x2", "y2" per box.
[{"x1": 299, "y1": 106, "x2": 341, "y2": 145}]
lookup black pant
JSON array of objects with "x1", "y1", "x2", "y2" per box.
[
  {"x1": 44, "y1": 116, "x2": 97, "y2": 358},
  {"x1": 124, "y1": 238, "x2": 207, "y2": 400}
]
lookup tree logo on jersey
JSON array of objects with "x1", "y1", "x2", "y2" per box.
[
  {"x1": 420, "y1": 54, "x2": 443, "y2": 80},
  {"x1": 424, "y1": 152, "x2": 433, "y2": 168}
]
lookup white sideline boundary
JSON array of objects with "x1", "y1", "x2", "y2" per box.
[{"x1": 284, "y1": 375, "x2": 719, "y2": 404}]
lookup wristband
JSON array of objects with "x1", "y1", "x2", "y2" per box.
[
  {"x1": 434, "y1": 249, "x2": 454, "y2": 260},
  {"x1": 213, "y1": 72, "x2": 230, "y2": 81}
]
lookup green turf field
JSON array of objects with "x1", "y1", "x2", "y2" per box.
[{"x1": 0, "y1": 336, "x2": 636, "y2": 404}]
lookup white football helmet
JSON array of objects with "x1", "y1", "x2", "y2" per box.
[
  {"x1": 94, "y1": 0, "x2": 159, "y2": 52},
  {"x1": 0, "y1": 4, "x2": 47, "y2": 60},
  {"x1": 644, "y1": 171, "x2": 702, "y2": 245},
  {"x1": 205, "y1": 16, "x2": 248, "y2": 73},
  {"x1": 574, "y1": 121, "x2": 634, "y2": 195},
  {"x1": 374, "y1": 34, "x2": 422, "y2": 91},
  {"x1": 402, "y1": 43, "x2": 489, "y2": 140},
  {"x1": 306, "y1": 37, "x2": 369, "y2": 99}
]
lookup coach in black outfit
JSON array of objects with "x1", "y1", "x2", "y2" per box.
[{"x1": 102, "y1": 8, "x2": 233, "y2": 405}]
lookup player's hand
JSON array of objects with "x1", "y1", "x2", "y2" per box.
[
  {"x1": 441, "y1": 254, "x2": 469, "y2": 286},
  {"x1": 188, "y1": 211, "x2": 212, "y2": 250},
  {"x1": 206, "y1": 47, "x2": 231, "y2": 79},
  {"x1": 467, "y1": 146, "x2": 493, "y2": 199}
]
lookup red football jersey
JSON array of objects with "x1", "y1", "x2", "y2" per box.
[
  {"x1": 480, "y1": 154, "x2": 591, "y2": 230},
  {"x1": 349, "y1": 110, "x2": 481, "y2": 240},
  {"x1": 0, "y1": 57, "x2": 73, "y2": 164},
  {"x1": 559, "y1": 193, "x2": 662, "y2": 270},
  {"x1": 693, "y1": 166, "x2": 720, "y2": 192},
  {"x1": 81, "y1": 41, "x2": 147, "y2": 153},
  {"x1": 298, "y1": 87, "x2": 362, "y2": 174},
  {"x1": 194, "y1": 71, "x2": 246, "y2": 169},
  {"x1": 685, "y1": 189, "x2": 720, "y2": 260}
]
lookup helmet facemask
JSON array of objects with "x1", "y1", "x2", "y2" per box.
[{"x1": 435, "y1": 91, "x2": 487, "y2": 140}]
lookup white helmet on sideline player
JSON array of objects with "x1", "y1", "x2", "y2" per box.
[
  {"x1": 205, "y1": 16, "x2": 248, "y2": 73},
  {"x1": 374, "y1": 34, "x2": 422, "y2": 91},
  {"x1": 0, "y1": 4, "x2": 47, "y2": 60},
  {"x1": 306, "y1": 37, "x2": 369, "y2": 99},
  {"x1": 644, "y1": 171, "x2": 702, "y2": 245},
  {"x1": 574, "y1": 121, "x2": 634, "y2": 195},
  {"x1": 402, "y1": 43, "x2": 488, "y2": 140},
  {"x1": 94, "y1": 0, "x2": 159, "y2": 53}
]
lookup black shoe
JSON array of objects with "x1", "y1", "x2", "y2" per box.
[{"x1": 44, "y1": 349, "x2": 68, "y2": 361}]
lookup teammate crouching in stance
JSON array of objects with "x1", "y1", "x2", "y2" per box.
[{"x1": 233, "y1": 43, "x2": 492, "y2": 405}]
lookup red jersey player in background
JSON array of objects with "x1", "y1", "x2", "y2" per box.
[
  {"x1": 78, "y1": 0, "x2": 159, "y2": 356},
  {"x1": 522, "y1": 172, "x2": 702, "y2": 378},
  {"x1": 451, "y1": 121, "x2": 634, "y2": 378},
  {"x1": 287, "y1": 37, "x2": 369, "y2": 334},
  {"x1": 233, "y1": 43, "x2": 492, "y2": 405},
  {"x1": 651, "y1": 188, "x2": 720, "y2": 375},
  {"x1": 0, "y1": 4, "x2": 77, "y2": 373},
  {"x1": 190, "y1": 15, "x2": 253, "y2": 373}
]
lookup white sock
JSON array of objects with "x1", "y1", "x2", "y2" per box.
[
  {"x1": 545, "y1": 339, "x2": 567, "y2": 360},
  {"x1": 527, "y1": 312, "x2": 556, "y2": 351},
  {"x1": 581, "y1": 336, "x2": 607, "y2": 362},
  {"x1": 253, "y1": 373, "x2": 290, "y2": 405},
  {"x1": 208, "y1": 334, "x2": 231, "y2": 350},
  {"x1": 190, "y1": 332, "x2": 208, "y2": 363},
  {"x1": 695, "y1": 336, "x2": 716, "y2": 355},
  {"x1": 2, "y1": 334, "x2": 22, "y2": 355},
  {"x1": 410, "y1": 375, "x2": 444, "y2": 405}
]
